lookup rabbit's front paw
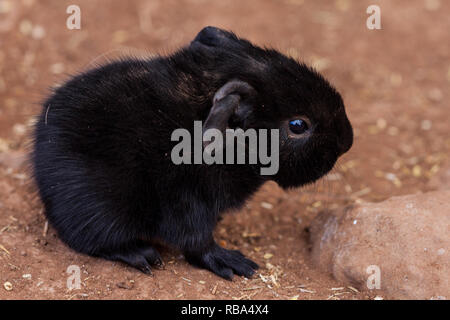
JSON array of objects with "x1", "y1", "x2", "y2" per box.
[{"x1": 185, "y1": 244, "x2": 259, "y2": 280}]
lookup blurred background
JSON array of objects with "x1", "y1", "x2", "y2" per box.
[{"x1": 0, "y1": 0, "x2": 448, "y2": 299}]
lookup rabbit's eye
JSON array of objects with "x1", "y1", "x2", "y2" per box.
[{"x1": 288, "y1": 119, "x2": 309, "y2": 135}]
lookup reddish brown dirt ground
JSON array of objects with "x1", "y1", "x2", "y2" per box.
[{"x1": 0, "y1": 0, "x2": 449, "y2": 300}]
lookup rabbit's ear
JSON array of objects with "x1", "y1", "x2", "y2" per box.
[
  {"x1": 192, "y1": 26, "x2": 240, "y2": 48},
  {"x1": 202, "y1": 80, "x2": 255, "y2": 147},
  {"x1": 213, "y1": 80, "x2": 255, "y2": 103}
]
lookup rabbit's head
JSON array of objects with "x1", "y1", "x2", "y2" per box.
[{"x1": 190, "y1": 27, "x2": 353, "y2": 188}]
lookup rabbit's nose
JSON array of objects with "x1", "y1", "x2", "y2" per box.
[
  {"x1": 336, "y1": 118, "x2": 353, "y2": 156},
  {"x1": 338, "y1": 132, "x2": 353, "y2": 155}
]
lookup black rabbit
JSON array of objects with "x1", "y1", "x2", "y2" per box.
[{"x1": 32, "y1": 26, "x2": 353, "y2": 279}]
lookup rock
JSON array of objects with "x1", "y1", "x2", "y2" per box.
[
  {"x1": 309, "y1": 190, "x2": 450, "y2": 300},
  {"x1": 428, "y1": 160, "x2": 450, "y2": 190}
]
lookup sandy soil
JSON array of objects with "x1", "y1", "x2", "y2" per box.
[{"x1": 0, "y1": 0, "x2": 449, "y2": 300}]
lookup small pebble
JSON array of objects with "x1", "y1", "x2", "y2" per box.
[
  {"x1": 312, "y1": 201, "x2": 322, "y2": 208},
  {"x1": 3, "y1": 281, "x2": 13, "y2": 291},
  {"x1": 260, "y1": 202, "x2": 273, "y2": 210},
  {"x1": 412, "y1": 165, "x2": 422, "y2": 177},
  {"x1": 50, "y1": 63, "x2": 65, "y2": 75},
  {"x1": 376, "y1": 118, "x2": 387, "y2": 130},
  {"x1": 263, "y1": 253, "x2": 273, "y2": 259},
  {"x1": 19, "y1": 20, "x2": 33, "y2": 35},
  {"x1": 13, "y1": 123, "x2": 26, "y2": 136},
  {"x1": 420, "y1": 120, "x2": 432, "y2": 131},
  {"x1": 31, "y1": 25, "x2": 46, "y2": 40}
]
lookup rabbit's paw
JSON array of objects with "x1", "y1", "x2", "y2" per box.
[
  {"x1": 100, "y1": 245, "x2": 163, "y2": 275},
  {"x1": 185, "y1": 244, "x2": 258, "y2": 280}
]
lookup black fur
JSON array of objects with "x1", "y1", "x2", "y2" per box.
[{"x1": 31, "y1": 26, "x2": 353, "y2": 279}]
